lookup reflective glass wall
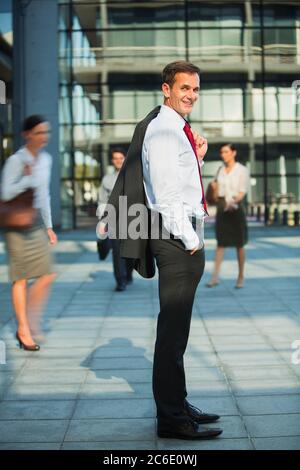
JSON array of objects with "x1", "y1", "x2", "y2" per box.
[
  {"x1": 0, "y1": 0, "x2": 13, "y2": 168},
  {"x1": 59, "y1": 0, "x2": 300, "y2": 228}
]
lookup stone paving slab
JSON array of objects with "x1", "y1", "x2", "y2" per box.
[
  {"x1": 236, "y1": 394, "x2": 300, "y2": 415},
  {"x1": 0, "y1": 399, "x2": 76, "y2": 420},
  {"x1": 252, "y1": 436, "x2": 300, "y2": 450},
  {"x1": 0, "y1": 443, "x2": 62, "y2": 450},
  {"x1": 61, "y1": 441, "x2": 156, "y2": 450},
  {"x1": 64, "y1": 418, "x2": 156, "y2": 442},
  {"x1": 244, "y1": 414, "x2": 300, "y2": 438},
  {"x1": 0, "y1": 226, "x2": 299, "y2": 450},
  {"x1": 0, "y1": 420, "x2": 69, "y2": 443},
  {"x1": 157, "y1": 438, "x2": 254, "y2": 451}
]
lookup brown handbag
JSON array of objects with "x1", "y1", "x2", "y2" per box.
[
  {"x1": 205, "y1": 166, "x2": 222, "y2": 206},
  {"x1": 205, "y1": 180, "x2": 219, "y2": 205},
  {"x1": 0, "y1": 188, "x2": 37, "y2": 229}
]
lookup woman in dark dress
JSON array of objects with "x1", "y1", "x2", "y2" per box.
[{"x1": 206, "y1": 143, "x2": 250, "y2": 289}]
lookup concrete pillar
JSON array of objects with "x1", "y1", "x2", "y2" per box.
[
  {"x1": 100, "y1": 1, "x2": 110, "y2": 173},
  {"x1": 13, "y1": 0, "x2": 61, "y2": 227}
]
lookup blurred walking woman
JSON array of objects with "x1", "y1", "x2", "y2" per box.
[
  {"x1": 1, "y1": 115, "x2": 57, "y2": 350},
  {"x1": 206, "y1": 143, "x2": 250, "y2": 289}
]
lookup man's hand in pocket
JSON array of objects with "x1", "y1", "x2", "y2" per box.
[{"x1": 190, "y1": 245, "x2": 200, "y2": 255}]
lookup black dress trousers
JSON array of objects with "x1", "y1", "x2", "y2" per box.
[
  {"x1": 111, "y1": 239, "x2": 134, "y2": 286},
  {"x1": 150, "y1": 235, "x2": 205, "y2": 424}
]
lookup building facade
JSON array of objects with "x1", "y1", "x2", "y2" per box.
[
  {"x1": 1, "y1": 0, "x2": 300, "y2": 228},
  {"x1": 0, "y1": 0, "x2": 13, "y2": 167}
]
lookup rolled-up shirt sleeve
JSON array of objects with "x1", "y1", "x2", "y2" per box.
[
  {"x1": 97, "y1": 175, "x2": 111, "y2": 220},
  {"x1": 238, "y1": 167, "x2": 250, "y2": 194},
  {"x1": 38, "y1": 155, "x2": 53, "y2": 229},
  {"x1": 146, "y1": 128, "x2": 199, "y2": 250},
  {"x1": 39, "y1": 183, "x2": 53, "y2": 229}
]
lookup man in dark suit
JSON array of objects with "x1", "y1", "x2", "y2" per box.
[
  {"x1": 97, "y1": 148, "x2": 134, "y2": 291},
  {"x1": 98, "y1": 61, "x2": 223, "y2": 440}
]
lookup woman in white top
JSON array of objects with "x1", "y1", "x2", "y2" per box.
[
  {"x1": 206, "y1": 143, "x2": 250, "y2": 289},
  {"x1": 1, "y1": 115, "x2": 57, "y2": 350}
]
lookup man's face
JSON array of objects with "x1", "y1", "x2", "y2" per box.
[
  {"x1": 162, "y1": 72, "x2": 200, "y2": 117},
  {"x1": 111, "y1": 151, "x2": 125, "y2": 170},
  {"x1": 25, "y1": 122, "x2": 50, "y2": 149}
]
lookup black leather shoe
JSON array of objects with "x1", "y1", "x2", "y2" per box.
[
  {"x1": 115, "y1": 284, "x2": 126, "y2": 292},
  {"x1": 184, "y1": 400, "x2": 220, "y2": 424},
  {"x1": 157, "y1": 418, "x2": 223, "y2": 440}
]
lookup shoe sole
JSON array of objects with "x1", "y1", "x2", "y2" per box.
[{"x1": 193, "y1": 418, "x2": 220, "y2": 424}]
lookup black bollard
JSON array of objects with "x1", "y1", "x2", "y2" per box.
[
  {"x1": 257, "y1": 205, "x2": 261, "y2": 221},
  {"x1": 265, "y1": 206, "x2": 270, "y2": 224},
  {"x1": 282, "y1": 209, "x2": 288, "y2": 226}
]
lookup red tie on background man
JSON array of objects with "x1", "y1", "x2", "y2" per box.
[{"x1": 183, "y1": 121, "x2": 209, "y2": 215}]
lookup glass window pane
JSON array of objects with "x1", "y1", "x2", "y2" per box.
[
  {"x1": 223, "y1": 89, "x2": 243, "y2": 121},
  {"x1": 112, "y1": 91, "x2": 135, "y2": 120},
  {"x1": 278, "y1": 88, "x2": 295, "y2": 120},
  {"x1": 0, "y1": 0, "x2": 12, "y2": 44},
  {"x1": 75, "y1": 180, "x2": 100, "y2": 227},
  {"x1": 265, "y1": 87, "x2": 278, "y2": 121},
  {"x1": 72, "y1": 2, "x2": 185, "y2": 30},
  {"x1": 253, "y1": 5, "x2": 297, "y2": 26}
]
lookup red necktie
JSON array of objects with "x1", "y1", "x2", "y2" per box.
[{"x1": 183, "y1": 122, "x2": 209, "y2": 215}]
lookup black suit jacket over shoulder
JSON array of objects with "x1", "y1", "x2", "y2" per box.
[{"x1": 102, "y1": 106, "x2": 161, "y2": 279}]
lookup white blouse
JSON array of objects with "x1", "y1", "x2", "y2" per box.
[
  {"x1": 1, "y1": 146, "x2": 53, "y2": 228},
  {"x1": 216, "y1": 162, "x2": 250, "y2": 204}
]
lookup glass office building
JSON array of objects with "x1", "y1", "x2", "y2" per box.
[
  {"x1": 58, "y1": 0, "x2": 300, "y2": 229},
  {"x1": 1, "y1": 1, "x2": 300, "y2": 229},
  {"x1": 0, "y1": 0, "x2": 13, "y2": 167}
]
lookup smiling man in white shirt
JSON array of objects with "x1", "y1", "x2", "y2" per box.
[{"x1": 143, "y1": 61, "x2": 223, "y2": 440}]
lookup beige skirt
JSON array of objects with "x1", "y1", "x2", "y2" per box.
[{"x1": 4, "y1": 215, "x2": 54, "y2": 282}]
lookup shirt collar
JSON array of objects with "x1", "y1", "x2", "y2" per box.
[
  {"x1": 160, "y1": 104, "x2": 187, "y2": 128},
  {"x1": 21, "y1": 146, "x2": 41, "y2": 161}
]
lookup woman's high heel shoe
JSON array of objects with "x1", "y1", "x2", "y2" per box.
[
  {"x1": 235, "y1": 278, "x2": 244, "y2": 289},
  {"x1": 16, "y1": 332, "x2": 40, "y2": 351},
  {"x1": 205, "y1": 280, "x2": 219, "y2": 288}
]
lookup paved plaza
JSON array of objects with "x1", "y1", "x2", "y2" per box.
[{"x1": 0, "y1": 226, "x2": 299, "y2": 450}]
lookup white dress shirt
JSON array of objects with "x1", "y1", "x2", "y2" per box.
[
  {"x1": 1, "y1": 146, "x2": 53, "y2": 228},
  {"x1": 216, "y1": 162, "x2": 250, "y2": 204},
  {"x1": 142, "y1": 104, "x2": 206, "y2": 250},
  {"x1": 97, "y1": 169, "x2": 119, "y2": 219}
]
